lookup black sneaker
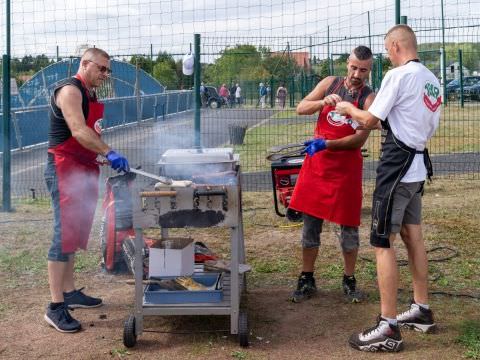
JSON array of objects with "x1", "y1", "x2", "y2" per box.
[
  {"x1": 64, "y1": 287, "x2": 103, "y2": 309},
  {"x1": 349, "y1": 316, "x2": 404, "y2": 352},
  {"x1": 291, "y1": 274, "x2": 317, "y2": 303},
  {"x1": 342, "y1": 275, "x2": 362, "y2": 303},
  {"x1": 397, "y1": 302, "x2": 436, "y2": 333},
  {"x1": 44, "y1": 303, "x2": 81, "y2": 333}
]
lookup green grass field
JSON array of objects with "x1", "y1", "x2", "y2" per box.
[{"x1": 235, "y1": 104, "x2": 480, "y2": 173}]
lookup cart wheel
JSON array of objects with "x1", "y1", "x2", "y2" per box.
[
  {"x1": 238, "y1": 311, "x2": 249, "y2": 347},
  {"x1": 123, "y1": 315, "x2": 137, "y2": 348}
]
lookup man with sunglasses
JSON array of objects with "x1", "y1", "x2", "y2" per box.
[{"x1": 44, "y1": 48, "x2": 129, "y2": 333}]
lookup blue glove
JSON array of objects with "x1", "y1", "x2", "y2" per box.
[
  {"x1": 302, "y1": 138, "x2": 327, "y2": 157},
  {"x1": 106, "y1": 150, "x2": 130, "y2": 173}
]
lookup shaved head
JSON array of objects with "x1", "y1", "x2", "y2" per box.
[
  {"x1": 385, "y1": 24, "x2": 417, "y2": 51},
  {"x1": 81, "y1": 48, "x2": 110, "y2": 62}
]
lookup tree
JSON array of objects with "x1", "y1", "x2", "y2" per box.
[
  {"x1": 262, "y1": 52, "x2": 301, "y2": 82},
  {"x1": 203, "y1": 44, "x2": 266, "y2": 84},
  {"x1": 153, "y1": 61, "x2": 177, "y2": 89},
  {"x1": 129, "y1": 55, "x2": 153, "y2": 73}
]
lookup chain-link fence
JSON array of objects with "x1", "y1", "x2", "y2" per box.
[{"x1": 0, "y1": 0, "x2": 479, "y2": 202}]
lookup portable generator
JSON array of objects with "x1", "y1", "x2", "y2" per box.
[{"x1": 270, "y1": 155, "x2": 304, "y2": 222}]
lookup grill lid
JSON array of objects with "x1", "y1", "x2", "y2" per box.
[{"x1": 159, "y1": 148, "x2": 234, "y2": 164}]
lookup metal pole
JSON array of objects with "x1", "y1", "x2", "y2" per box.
[
  {"x1": 440, "y1": 0, "x2": 447, "y2": 105},
  {"x1": 2, "y1": 0, "x2": 12, "y2": 211},
  {"x1": 135, "y1": 58, "x2": 141, "y2": 122},
  {"x1": 193, "y1": 34, "x2": 201, "y2": 148},
  {"x1": 327, "y1": 26, "x2": 332, "y2": 76},
  {"x1": 458, "y1": 49, "x2": 464, "y2": 108},
  {"x1": 367, "y1": 11, "x2": 372, "y2": 50},
  {"x1": 395, "y1": 0, "x2": 401, "y2": 24},
  {"x1": 400, "y1": 16, "x2": 407, "y2": 24},
  {"x1": 150, "y1": 44, "x2": 154, "y2": 76},
  {"x1": 56, "y1": 45, "x2": 59, "y2": 62},
  {"x1": 309, "y1": 36, "x2": 313, "y2": 74}
]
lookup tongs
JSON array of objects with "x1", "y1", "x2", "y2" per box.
[{"x1": 266, "y1": 142, "x2": 305, "y2": 161}]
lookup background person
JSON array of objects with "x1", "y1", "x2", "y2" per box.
[
  {"x1": 288, "y1": 46, "x2": 375, "y2": 304},
  {"x1": 258, "y1": 82, "x2": 267, "y2": 108},
  {"x1": 276, "y1": 83, "x2": 288, "y2": 108},
  {"x1": 235, "y1": 83, "x2": 242, "y2": 107},
  {"x1": 219, "y1": 83, "x2": 229, "y2": 104},
  {"x1": 336, "y1": 25, "x2": 441, "y2": 352},
  {"x1": 229, "y1": 82, "x2": 237, "y2": 108},
  {"x1": 44, "y1": 48, "x2": 129, "y2": 333}
]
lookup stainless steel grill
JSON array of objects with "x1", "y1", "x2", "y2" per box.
[
  {"x1": 125, "y1": 147, "x2": 249, "y2": 347},
  {"x1": 133, "y1": 148, "x2": 241, "y2": 228}
]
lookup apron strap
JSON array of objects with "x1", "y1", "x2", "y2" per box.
[
  {"x1": 412, "y1": 148, "x2": 433, "y2": 182},
  {"x1": 423, "y1": 148, "x2": 434, "y2": 181}
]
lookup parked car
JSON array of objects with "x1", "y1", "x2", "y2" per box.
[
  {"x1": 204, "y1": 86, "x2": 226, "y2": 109},
  {"x1": 446, "y1": 76, "x2": 480, "y2": 99},
  {"x1": 455, "y1": 81, "x2": 480, "y2": 101}
]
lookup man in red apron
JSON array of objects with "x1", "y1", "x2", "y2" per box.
[
  {"x1": 44, "y1": 48, "x2": 130, "y2": 333},
  {"x1": 288, "y1": 46, "x2": 375, "y2": 304},
  {"x1": 336, "y1": 25, "x2": 440, "y2": 352}
]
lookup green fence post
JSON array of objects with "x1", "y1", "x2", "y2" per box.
[
  {"x1": 377, "y1": 54, "x2": 383, "y2": 90},
  {"x1": 2, "y1": 0, "x2": 12, "y2": 212},
  {"x1": 150, "y1": 44, "x2": 154, "y2": 76},
  {"x1": 395, "y1": 0, "x2": 401, "y2": 24},
  {"x1": 440, "y1": 0, "x2": 447, "y2": 106},
  {"x1": 301, "y1": 71, "x2": 306, "y2": 99},
  {"x1": 270, "y1": 76, "x2": 274, "y2": 108},
  {"x1": 367, "y1": 11, "x2": 372, "y2": 50},
  {"x1": 327, "y1": 26, "x2": 333, "y2": 76},
  {"x1": 458, "y1": 49, "x2": 464, "y2": 108},
  {"x1": 289, "y1": 76, "x2": 295, "y2": 108},
  {"x1": 400, "y1": 16, "x2": 408, "y2": 24},
  {"x1": 194, "y1": 34, "x2": 201, "y2": 147}
]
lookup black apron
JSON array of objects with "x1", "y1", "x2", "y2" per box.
[{"x1": 370, "y1": 120, "x2": 433, "y2": 248}]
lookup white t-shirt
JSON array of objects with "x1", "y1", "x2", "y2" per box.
[
  {"x1": 235, "y1": 87, "x2": 242, "y2": 98},
  {"x1": 368, "y1": 61, "x2": 441, "y2": 182}
]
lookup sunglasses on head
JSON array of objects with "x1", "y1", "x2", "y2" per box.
[{"x1": 87, "y1": 60, "x2": 112, "y2": 74}]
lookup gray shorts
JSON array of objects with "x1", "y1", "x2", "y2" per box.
[
  {"x1": 301, "y1": 214, "x2": 359, "y2": 252},
  {"x1": 390, "y1": 181, "x2": 423, "y2": 233}
]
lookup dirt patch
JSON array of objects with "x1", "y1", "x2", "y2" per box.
[{"x1": 1, "y1": 180, "x2": 479, "y2": 359}]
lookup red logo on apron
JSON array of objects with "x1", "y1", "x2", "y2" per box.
[{"x1": 94, "y1": 118, "x2": 103, "y2": 134}]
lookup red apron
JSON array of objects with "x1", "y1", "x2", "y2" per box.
[
  {"x1": 289, "y1": 89, "x2": 363, "y2": 227},
  {"x1": 48, "y1": 75, "x2": 104, "y2": 253}
]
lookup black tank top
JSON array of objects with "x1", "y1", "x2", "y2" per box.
[
  {"x1": 325, "y1": 77, "x2": 372, "y2": 110},
  {"x1": 48, "y1": 77, "x2": 90, "y2": 148}
]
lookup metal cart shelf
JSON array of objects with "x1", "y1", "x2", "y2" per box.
[{"x1": 123, "y1": 166, "x2": 248, "y2": 348}]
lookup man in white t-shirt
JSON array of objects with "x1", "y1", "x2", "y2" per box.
[{"x1": 336, "y1": 24, "x2": 441, "y2": 353}]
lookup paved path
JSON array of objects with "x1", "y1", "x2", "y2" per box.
[
  {"x1": 1, "y1": 108, "x2": 479, "y2": 198},
  {"x1": 0, "y1": 108, "x2": 275, "y2": 198}
]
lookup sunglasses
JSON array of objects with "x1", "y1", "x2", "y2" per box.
[{"x1": 87, "y1": 60, "x2": 112, "y2": 74}]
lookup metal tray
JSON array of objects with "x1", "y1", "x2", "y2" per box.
[
  {"x1": 158, "y1": 148, "x2": 239, "y2": 177},
  {"x1": 144, "y1": 273, "x2": 223, "y2": 304}
]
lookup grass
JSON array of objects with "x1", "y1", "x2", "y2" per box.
[
  {"x1": 236, "y1": 104, "x2": 480, "y2": 172},
  {"x1": 0, "y1": 247, "x2": 46, "y2": 288},
  {"x1": 457, "y1": 320, "x2": 480, "y2": 359}
]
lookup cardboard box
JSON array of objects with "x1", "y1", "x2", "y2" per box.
[{"x1": 148, "y1": 237, "x2": 194, "y2": 278}]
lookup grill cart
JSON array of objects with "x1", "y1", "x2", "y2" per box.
[{"x1": 123, "y1": 148, "x2": 249, "y2": 347}]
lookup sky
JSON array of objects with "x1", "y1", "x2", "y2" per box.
[{"x1": 0, "y1": 0, "x2": 478, "y2": 60}]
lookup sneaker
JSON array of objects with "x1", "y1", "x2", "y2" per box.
[
  {"x1": 342, "y1": 275, "x2": 362, "y2": 303},
  {"x1": 397, "y1": 302, "x2": 436, "y2": 333},
  {"x1": 291, "y1": 274, "x2": 317, "y2": 303},
  {"x1": 64, "y1": 287, "x2": 103, "y2": 309},
  {"x1": 349, "y1": 316, "x2": 404, "y2": 352},
  {"x1": 44, "y1": 303, "x2": 81, "y2": 333}
]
